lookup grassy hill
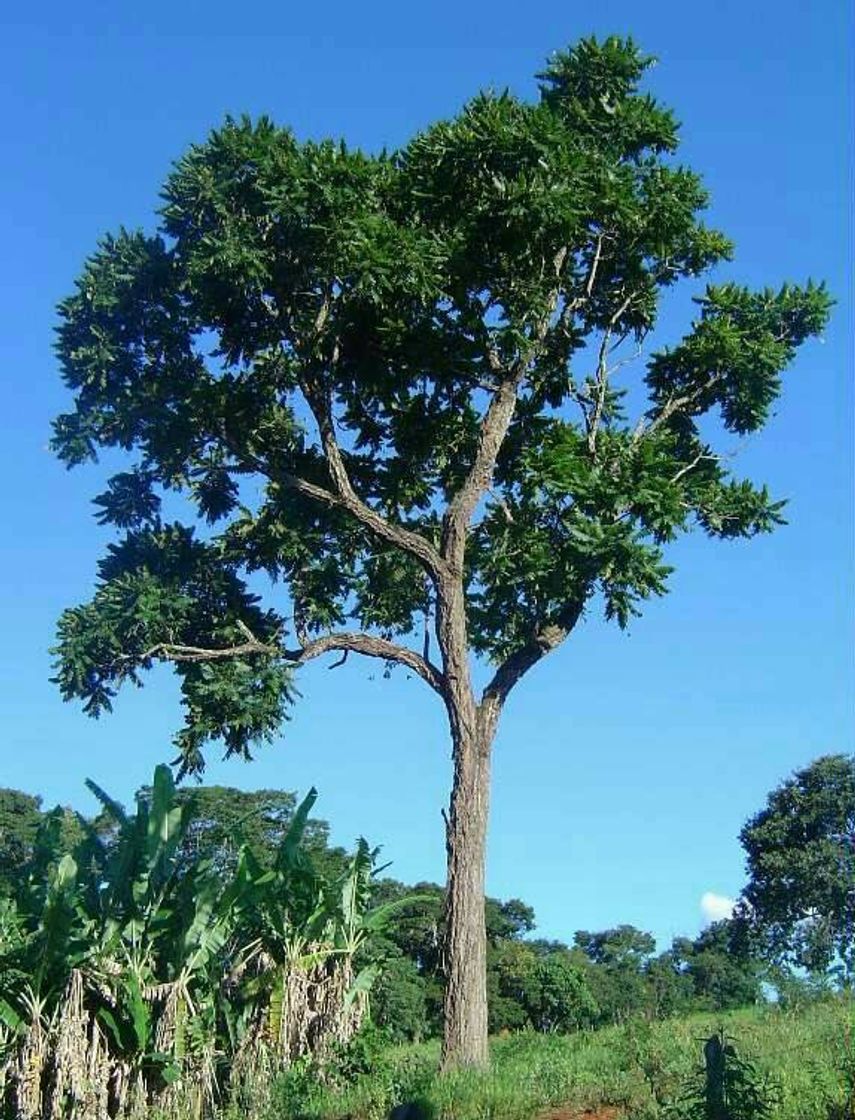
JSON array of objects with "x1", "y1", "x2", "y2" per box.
[{"x1": 261, "y1": 996, "x2": 852, "y2": 1120}]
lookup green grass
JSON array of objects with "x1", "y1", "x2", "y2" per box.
[{"x1": 258, "y1": 996, "x2": 853, "y2": 1120}]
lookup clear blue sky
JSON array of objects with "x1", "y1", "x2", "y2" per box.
[{"x1": 1, "y1": 0, "x2": 851, "y2": 950}]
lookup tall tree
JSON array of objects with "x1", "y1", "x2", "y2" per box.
[
  {"x1": 0, "y1": 789, "x2": 44, "y2": 892},
  {"x1": 736, "y1": 754, "x2": 855, "y2": 979},
  {"x1": 0, "y1": 791, "x2": 86, "y2": 897},
  {"x1": 127, "y1": 783, "x2": 344, "y2": 877},
  {"x1": 51, "y1": 36, "x2": 831, "y2": 1066},
  {"x1": 670, "y1": 921, "x2": 763, "y2": 1011},
  {"x1": 574, "y1": 925, "x2": 656, "y2": 1022}
]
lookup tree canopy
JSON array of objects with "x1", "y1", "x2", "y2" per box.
[
  {"x1": 736, "y1": 753, "x2": 855, "y2": 978},
  {"x1": 52, "y1": 36, "x2": 830, "y2": 774},
  {"x1": 128, "y1": 783, "x2": 345, "y2": 876},
  {"x1": 0, "y1": 789, "x2": 44, "y2": 891}
]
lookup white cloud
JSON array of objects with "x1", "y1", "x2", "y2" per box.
[{"x1": 700, "y1": 891, "x2": 735, "y2": 924}]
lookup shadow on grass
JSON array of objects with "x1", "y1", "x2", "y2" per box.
[{"x1": 389, "y1": 1099, "x2": 434, "y2": 1120}]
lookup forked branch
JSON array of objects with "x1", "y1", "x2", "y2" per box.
[
  {"x1": 479, "y1": 597, "x2": 587, "y2": 724},
  {"x1": 632, "y1": 370, "x2": 724, "y2": 445},
  {"x1": 298, "y1": 377, "x2": 448, "y2": 580},
  {"x1": 442, "y1": 247, "x2": 571, "y2": 566}
]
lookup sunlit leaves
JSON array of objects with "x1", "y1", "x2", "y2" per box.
[
  {"x1": 646, "y1": 281, "x2": 832, "y2": 435},
  {"x1": 52, "y1": 35, "x2": 832, "y2": 771},
  {"x1": 538, "y1": 36, "x2": 679, "y2": 158},
  {"x1": 737, "y1": 755, "x2": 855, "y2": 978},
  {"x1": 0, "y1": 769, "x2": 383, "y2": 1110},
  {"x1": 52, "y1": 526, "x2": 291, "y2": 774}
]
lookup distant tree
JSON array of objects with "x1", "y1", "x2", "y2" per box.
[
  {"x1": 368, "y1": 951, "x2": 430, "y2": 1042},
  {"x1": 51, "y1": 34, "x2": 831, "y2": 1065},
  {"x1": 487, "y1": 941, "x2": 535, "y2": 1032},
  {"x1": 574, "y1": 924, "x2": 656, "y2": 968},
  {"x1": 574, "y1": 925, "x2": 656, "y2": 1022},
  {"x1": 644, "y1": 948, "x2": 694, "y2": 1018},
  {"x1": 125, "y1": 783, "x2": 345, "y2": 877},
  {"x1": 524, "y1": 952, "x2": 599, "y2": 1033},
  {"x1": 370, "y1": 881, "x2": 535, "y2": 988},
  {"x1": 765, "y1": 966, "x2": 835, "y2": 1010},
  {"x1": 0, "y1": 791, "x2": 86, "y2": 897},
  {"x1": 486, "y1": 897, "x2": 537, "y2": 944},
  {"x1": 368, "y1": 880, "x2": 445, "y2": 977},
  {"x1": 487, "y1": 941, "x2": 597, "y2": 1033},
  {"x1": 527, "y1": 937, "x2": 575, "y2": 957},
  {"x1": 736, "y1": 754, "x2": 855, "y2": 979},
  {"x1": 672, "y1": 921, "x2": 763, "y2": 1011},
  {"x1": 0, "y1": 789, "x2": 44, "y2": 890}
]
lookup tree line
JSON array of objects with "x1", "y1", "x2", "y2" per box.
[{"x1": 1, "y1": 751, "x2": 849, "y2": 1112}]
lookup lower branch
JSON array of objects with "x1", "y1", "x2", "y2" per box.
[
  {"x1": 286, "y1": 631, "x2": 445, "y2": 693},
  {"x1": 134, "y1": 626, "x2": 446, "y2": 695}
]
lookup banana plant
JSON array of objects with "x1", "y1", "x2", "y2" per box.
[
  {"x1": 0, "y1": 821, "x2": 95, "y2": 1120},
  {"x1": 0, "y1": 767, "x2": 391, "y2": 1116},
  {"x1": 85, "y1": 765, "x2": 230, "y2": 1102}
]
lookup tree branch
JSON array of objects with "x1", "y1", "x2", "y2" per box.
[
  {"x1": 253, "y1": 289, "x2": 448, "y2": 580},
  {"x1": 442, "y1": 247, "x2": 570, "y2": 568},
  {"x1": 297, "y1": 378, "x2": 448, "y2": 580},
  {"x1": 285, "y1": 631, "x2": 445, "y2": 693},
  {"x1": 133, "y1": 624, "x2": 446, "y2": 695},
  {"x1": 669, "y1": 449, "x2": 720, "y2": 485},
  {"x1": 632, "y1": 370, "x2": 724, "y2": 445},
  {"x1": 479, "y1": 597, "x2": 586, "y2": 716},
  {"x1": 586, "y1": 293, "x2": 637, "y2": 455},
  {"x1": 554, "y1": 231, "x2": 609, "y2": 342}
]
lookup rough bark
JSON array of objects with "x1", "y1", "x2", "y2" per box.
[
  {"x1": 441, "y1": 712, "x2": 493, "y2": 1069},
  {"x1": 435, "y1": 569, "x2": 495, "y2": 1070}
]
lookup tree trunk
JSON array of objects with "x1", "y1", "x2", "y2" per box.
[
  {"x1": 435, "y1": 574, "x2": 498, "y2": 1070},
  {"x1": 440, "y1": 715, "x2": 493, "y2": 1069}
]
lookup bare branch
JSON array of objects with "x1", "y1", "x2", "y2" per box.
[
  {"x1": 585, "y1": 232, "x2": 606, "y2": 298},
  {"x1": 555, "y1": 231, "x2": 608, "y2": 340},
  {"x1": 442, "y1": 247, "x2": 570, "y2": 568},
  {"x1": 586, "y1": 292, "x2": 636, "y2": 455},
  {"x1": 669, "y1": 449, "x2": 720, "y2": 485},
  {"x1": 487, "y1": 488, "x2": 515, "y2": 523},
  {"x1": 586, "y1": 328, "x2": 613, "y2": 455},
  {"x1": 132, "y1": 625, "x2": 446, "y2": 695},
  {"x1": 287, "y1": 631, "x2": 445, "y2": 693},
  {"x1": 136, "y1": 638, "x2": 278, "y2": 663}
]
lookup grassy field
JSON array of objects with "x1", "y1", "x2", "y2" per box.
[{"x1": 258, "y1": 996, "x2": 853, "y2": 1120}]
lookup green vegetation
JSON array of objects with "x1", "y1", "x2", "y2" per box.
[
  {"x1": 0, "y1": 768, "x2": 390, "y2": 1119},
  {"x1": 735, "y1": 754, "x2": 855, "y2": 981},
  {"x1": 50, "y1": 32, "x2": 832, "y2": 1066},
  {"x1": 0, "y1": 755, "x2": 850, "y2": 1120},
  {"x1": 263, "y1": 1000, "x2": 853, "y2": 1120},
  {"x1": 1, "y1": 761, "x2": 852, "y2": 1117}
]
